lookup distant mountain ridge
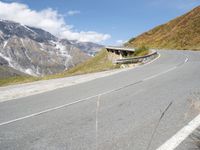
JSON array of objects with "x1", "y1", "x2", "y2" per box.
[
  {"x1": 126, "y1": 6, "x2": 200, "y2": 50},
  {"x1": 69, "y1": 40, "x2": 104, "y2": 56},
  {"x1": 0, "y1": 19, "x2": 103, "y2": 78}
]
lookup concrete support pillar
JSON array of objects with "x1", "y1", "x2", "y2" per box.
[{"x1": 119, "y1": 51, "x2": 123, "y2": 59}]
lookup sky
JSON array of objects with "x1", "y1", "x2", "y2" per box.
[{"x1": 0, "y1": 0, "x2": 200, "y2": 45}]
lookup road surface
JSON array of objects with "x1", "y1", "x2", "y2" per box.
[{"x1": 0, "y1": 50, "x2": 200, "y2": 150}]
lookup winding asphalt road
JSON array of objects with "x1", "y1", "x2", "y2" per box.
[{"x1": 0, "y1": 50, "x2": 200, "y2": 150}]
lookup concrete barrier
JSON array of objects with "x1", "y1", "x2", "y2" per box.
[{"x1": 115, "y1": 50, "x2": 158, "y2": 64}]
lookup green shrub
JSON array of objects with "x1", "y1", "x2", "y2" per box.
[{"x1": 134, "y1": 46, "x2": 149, "y2": 56}]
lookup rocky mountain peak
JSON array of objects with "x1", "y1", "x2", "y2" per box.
[{"x1": 0, "y1": 19, "x2": 91, "y2": 77}]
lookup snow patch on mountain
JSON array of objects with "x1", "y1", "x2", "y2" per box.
[
  {"x1": 3, "y1": 41, "x2": 8, "y2": 49},
  {"x1": 25, "y1": 68, "x2": 36, "y2": 76},
  {"x1": 0, "y1": 19, "x2": 94, "y2": 77},
  {"x1": 21, "y1": 24, "x2": 36, "y2": 34},
  {"x1": 0, "y1": 52, "x2": 14, "y2": 67},
  {"x1": 53, "y1": 41, "x2": 73, "y2": 67}
]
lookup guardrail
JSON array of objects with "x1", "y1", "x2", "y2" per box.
[{"x1": 115, "y1": 50, "x2": 158, "y2": 64}]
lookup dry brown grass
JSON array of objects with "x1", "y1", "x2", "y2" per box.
[{"x1": 126, "y1": 6, "x2": 200, "y2": 50}]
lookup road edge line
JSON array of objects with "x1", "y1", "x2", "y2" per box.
[{"x1": 156, "y1": 113, "x2": 200, "y2": 150}]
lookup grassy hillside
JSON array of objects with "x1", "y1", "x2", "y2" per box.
[
  {"x1": 0, "y1": 66, "x2": 39, "y2": 86},
  {"x1": 44, "y1": 49, "x2": 119, "y2": 79},
  {"x1": 0, "y1": 49, "x2": 119, "y2": 86},
  {"x1": 126, "y1": 6, "x2": 200, "y2": 50},
  {"x1": 0, "y1": 76, "x2": 40, "y2": 87},
  {"x1": 0, "y1": 66, "x2": 27, "y2": 78}
]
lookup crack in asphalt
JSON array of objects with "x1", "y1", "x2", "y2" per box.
[{"x1": 146, "y1": 101, "x2": 173, "y2": 150}]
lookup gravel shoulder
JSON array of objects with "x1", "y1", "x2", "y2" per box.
[
  {"x1": 0, "y1": 67, "x2": 133, "y2": 103},
  {"x1": 0, "y1": 53, "x2": 159, "y2": 103}
]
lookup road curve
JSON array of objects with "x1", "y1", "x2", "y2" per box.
[{"x1": 0, "y1": 50, "x2": 200, "y2": 150}]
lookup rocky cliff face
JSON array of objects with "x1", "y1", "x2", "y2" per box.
[{"x1": 0, "y1": 19, "x2": 90, "y2": 77}]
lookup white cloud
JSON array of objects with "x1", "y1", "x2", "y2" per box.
[
  {"x1": 116, "y1": 40, "x2": 125, "y2": 45},
  {"x1": 0, "y1": 1, "x2": 111, "y2": 43},
  {"x1": 116, "y1": 40, "x2": 123, "y2": 44},
  {"x1": 67, "y1": 10, "x2": 80, "y2": 16}
]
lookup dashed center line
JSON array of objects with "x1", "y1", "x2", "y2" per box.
[{"x1": 0, "y1": 56, "x2": 188, "y2": 127}]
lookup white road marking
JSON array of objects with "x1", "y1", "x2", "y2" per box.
[
  {"x1": 142, "y1": 53, "x2": 161, "y2": 66},
  {"x1": 0, "y1": 56, "x2": 189, "y2": 127},
  {"x1": 96, "y1": 95, "x2": 100, "y2": 150},
  {"x1": 0, "y1": 89, "x2": 142, "y2": 127},
  {"x1": 185, "y1": 57, "x2": 189, "y2": 63},
  {"x1": 142, "y1": 66, "x2": 177, "y2": 81},
  {"x1": 0, "y1": 52, "x2": 160, "y2": 103},
  {"x1": 156, "y1": 113, "x2": 200, "y2": 150},
  {"x1": 0, "y1": 94, "x2": 97, "y2": 126},
  {"x1": 143, "y1": 56, "x2": 188, "y2": 82}
]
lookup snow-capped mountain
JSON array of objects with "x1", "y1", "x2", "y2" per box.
[
  {"x1": 69, "y1": 40, "x2": 104, "y2": 56},
  {"x1": 0, "y1": 19, "x2": 91, "y2": 77}
]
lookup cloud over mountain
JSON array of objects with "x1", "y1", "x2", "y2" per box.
[{"x1": 0, "y1": 1, "x2": 111, "y2": 43}]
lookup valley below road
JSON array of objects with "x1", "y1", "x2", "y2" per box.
[{"x1": 0, "y1": 50, "x2": 200, "y2": 150}]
